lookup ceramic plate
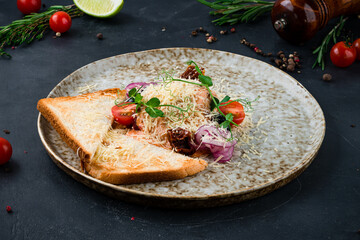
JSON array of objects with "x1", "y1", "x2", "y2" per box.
[{"x1": 37, "y1": 48, "x2": 325, "y2": 208}]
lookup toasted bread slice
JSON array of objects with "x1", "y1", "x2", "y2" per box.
[
  {"x1": 37, "y1": 88, "x2": 123, "y2": 161},
  {"x1": 37, "y1": 89, "x2": 207, "y2": 184},
  {"x1": 85, "y1": 129, "x2": 207, "y2": 184}
]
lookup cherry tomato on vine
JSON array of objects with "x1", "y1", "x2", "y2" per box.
[
  {"x1": 353, "y1": 38, "x2": 360, "y2": 61},
  {"x1": 49, "y1": 11, "x2": 72, "y2": 33},
  {"x1": 17, "y1": 0, "x2": 41, "y2": 15},
  {"x1": 0, "y1": 137, "x2": 12, "y2": 165},
  {"x1": 330, "y1": 41, "x2": 357, "y2": 68},
  {"x1": 219, "y1": 100, "x2": 245, "y2": 125},
  {"x1": 111, "y1": 104, "x2": 136, "y2": 126}
]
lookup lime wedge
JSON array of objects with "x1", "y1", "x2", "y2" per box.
[{"x1": 74, "y1": 0, "x2": 124, "y2": 18}]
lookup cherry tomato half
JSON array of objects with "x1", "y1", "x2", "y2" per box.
[
  {"x1": 49, "y1": 11, "x2": 72, "y2": 33},
  {"x1": 330, "y1": 41, "x2": 357, "y2": 68},
  {"x1": 353, "y1": 38, "x2": 360, "y2": 61},
  {"x1": 17, "y1": 0, "x2": 41, "y2": 15},
  {"x1": 219, "y1": 100, "x2": 245, "y2": 125},
  {"x1": 0, "y1": 137, "x2": 12, "y2": 165},
  {"x1": 111, "y1": 104, "x2": 136, "y2": 126}
]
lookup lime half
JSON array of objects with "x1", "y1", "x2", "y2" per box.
[{"x1": 74, "y1": 0, "x2": 124, "y2": 18}]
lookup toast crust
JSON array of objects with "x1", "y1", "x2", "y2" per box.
[
  {"x1": 37, "y1": 88, "x2": 123, "y2": 161},
  {"x1": 83, "y1": 157, "x2": 208, "y2": 185}
]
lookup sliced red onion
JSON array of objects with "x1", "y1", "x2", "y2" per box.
[
  {"x1": 195, "y1": 125, "x2": 237, "y2": 162},
  {"x1": 125, "y1": 82, "x2": 157, "y2": 97}
]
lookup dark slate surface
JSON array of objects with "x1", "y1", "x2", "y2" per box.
[{"x1": 1, "y1": 0, "x2": 359, "y2": 239}]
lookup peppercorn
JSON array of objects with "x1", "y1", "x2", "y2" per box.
[
  {"x1": 287, "y1": 64, "x2": 295, "y2": 72},
  {"x1": 96, "y1": 33, "x2": 103, "y2": 40},
  {"x1": 205, "y1": 33, "x2": 210, "y2": 37},
  {"x1": 322, "y1": 73, "x2": 332, "y2": 81},
  {"x1": 191, "y1": 31, "x2": 198, "y2": 36},
  {"x1": 275, "y1": 59, "x2": 282, "y2": 66},
  {"x1": 249, "y1": 43, "x2": 256, "y2": 48},
  {"x1": 56, "y1": 32, "x2": 61, "y2": 37},
  {"x1": 220, "y1": 30, "x2": 227, "y2": 35},
  {"x1": 206, "y1": 38, "x2": 213, "y2": 43},
  {"x1": 230, "y1": 27, "x2": 236, "y2": 33},
  {"x1": 161, "y1": 27, "x2": 166, "y2": 32},
  {"x1": 3, "y1": 129, "x2": 10, "y2": 134},
  {"x1": 267, "y1": 53, "x2": 273, "y2": 57},
  {"x1": 6, "y1": 206, "x2": 12, "y2": 213},
  {"x1": 277, "y1": 51, "x2": 284, "y2": 57},
  {"x1": 289, "y1": 54, "x2": 294, "y2": 58},
  {"x1": 294, "y1": 56, "x2": 300, "y2": 62},
  {"x1": 279, "y1": 53, "x2": 285, "y2": 58},
  {"x1": 351, "y1": 124, "x2": 356, "y2": 128}
]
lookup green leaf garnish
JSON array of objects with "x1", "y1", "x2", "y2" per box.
[
  {"x1": 145, "y1": 107, "x2": 164, "y2": 118},
  {"x1": 220, "y1": 96, "x2": 230, "y2": 103},
  {"x1": 210, "y1": 97, "x2": 219, "y2": 111},
  {"x1": 128, "y1": 88, "x2": 137, "y2": 98},
  {"x1": 199, "y1": 75, "x2": 213, "y2": 87},
  {"x1": 146, "y1": 98, "x2": 160, "y2": 107},
  {"x1": 134, "y1": 93, "x2": 143, "y2": 103}
]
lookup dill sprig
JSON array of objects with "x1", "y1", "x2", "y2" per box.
[
  {"x1": 0, "y1": 4, "x2": 84, "y2": 58},
  {"x1": 312, "y1": 16, "x2": 348, "y2": 70},
  {"x1": 197, "y1": 0, "x2": 274, "y2": 25}
]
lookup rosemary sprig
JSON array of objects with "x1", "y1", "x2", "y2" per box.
[
  {"x1": 312, "y1": 16, "x2": 348, "y2": 70},
  {"x1": 0, "y1": 5, "x2": 84, "y2": 58},
  {"x1": 197, "y1": 0, "x2": 274, "y2": 25}
]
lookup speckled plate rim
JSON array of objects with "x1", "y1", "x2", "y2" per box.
[{"x1": 37, "y1": 47, "x2": 326, "y2": 202}]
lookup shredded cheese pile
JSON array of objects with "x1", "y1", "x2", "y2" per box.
[{"x1": 134, "y1": 81, "x2": 214, "y2": 146}]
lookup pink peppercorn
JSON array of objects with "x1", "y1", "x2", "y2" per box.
[{"x1": 6, "y1": 206, "x2": 12, "y2": 213}]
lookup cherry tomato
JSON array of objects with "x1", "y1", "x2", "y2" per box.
[
  {"x1": 49, "y1": 11, "x2": 72, "y2": 33},
  {"x1": 17, "y1": 0, "x2": 41, "y2": 14},
  {"x1": 0, "y1": 137, "x2": 12, "y2": 165},
  {"x1": 111, "y1": 104, "x2": 136, "y2": 126},
  {"x1": 219, "y1": 100, "x2": 245, "y2": 125},
  {"x1": 330, "y1": 41, "x2": 357, "y2": 68},
  {"x1": 353, "y1": 38, "x2": 360, "y2": 61}
]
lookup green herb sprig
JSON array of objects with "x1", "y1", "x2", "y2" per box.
[
  {"x1": 118, "y1": 86, "x2": 190, "y2": 119},
  {"x1": 312, "y1": 16, "x2": 348, "y2": 70},
  {"x1": 197, "y1": 0, "x2": 274, "y2": 25},
  {"x1": 0, "y1": 4, "x2": 84, "y2": 58}
]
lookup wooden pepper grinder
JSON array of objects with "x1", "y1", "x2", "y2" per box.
[{"x1": 271, "y1": 0, "x2": 360, "y2": 44}]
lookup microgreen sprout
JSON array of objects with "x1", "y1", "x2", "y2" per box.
[{"x1": 117, "y1": 61, "x2": 259, "y2": 140}]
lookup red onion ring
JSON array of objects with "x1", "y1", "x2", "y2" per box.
[
  {"x1": 195, "y1": 125, "x2": 237, "y2": 162},
  {"x1": 125, "y1": 82, "x2": 157, "y2": 97}
]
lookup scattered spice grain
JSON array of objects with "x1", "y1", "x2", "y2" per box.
[
  {"x1": 3, "y1": 129, "x2": 10, "y2": 134},
  {"x1": 96, "y1": 33, "x2": 103, "y2": 40},
  {"x1": 322, "y1": 73, "x2": 332, "y2": 81}
]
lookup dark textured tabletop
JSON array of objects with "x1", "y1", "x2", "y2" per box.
[{"x1": 1, "y1": 0, "x2": 360, "y2": 239}]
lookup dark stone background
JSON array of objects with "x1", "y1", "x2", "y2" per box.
[{"x1": 0, "y1": 0, "x2": 359, "y2": 239}]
